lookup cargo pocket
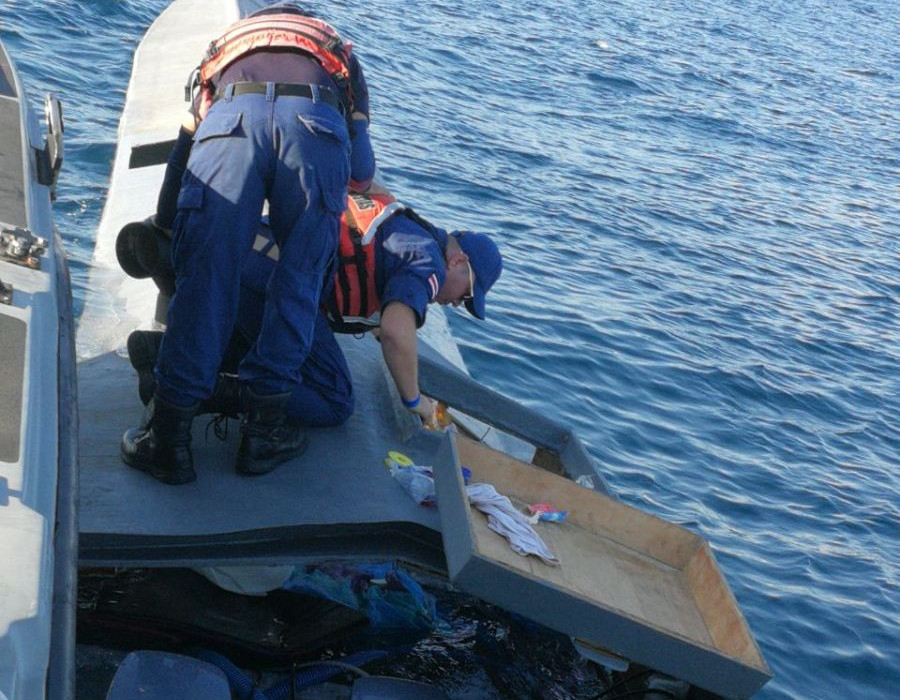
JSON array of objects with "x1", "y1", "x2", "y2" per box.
[
  {"x1": 194, "y1": 110, "x2": 243, "y2": 142},
  {"x1": 176, "y1": 183, "x2": 204, "y2": 211},
  {"x1": 170, "y1": 182, "x2": 206, "y2": 262},
  {"x1": 297, "y1": 114, "x2": 350, "y2": 214},
  {"x1": 296, "y1": 112, "x2": 347, "y2": 139}
]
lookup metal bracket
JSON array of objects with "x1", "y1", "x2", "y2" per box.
[
  {"x1": 0, "y1": 223, "x2": 47, "y2": 270},
  {"x1": 36, "y1": 93, "x2": 65, "y2": 198}
]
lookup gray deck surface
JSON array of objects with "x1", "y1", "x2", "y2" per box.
[
  {"x1": 0, "y1": 44, "x2": 24, "y2": 465},
  {"x1": 0, "y1": 44, "x2": 15, "y2": 98},
  {"x1": 78, "y1": 331, "x2": 449, "y2": 570},
  {"x1": 0, "y1": 316, "x2": 25, "y2": 463},
  {"x1": 0, "y1": 45, "x2": 25, "y2": 228}
]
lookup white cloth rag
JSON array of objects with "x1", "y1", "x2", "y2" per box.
[{"x1": 466, "y1": 482, "x2": 560, "y2": 566}]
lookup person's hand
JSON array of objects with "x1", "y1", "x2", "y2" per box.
[{"x1": 406, "y1": 394, "x2": 438, "y2": 430}]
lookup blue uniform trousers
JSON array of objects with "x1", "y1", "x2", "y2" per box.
[
  {"x1": 223, "y1": 297, "x2": 355, "y2": 428},
  {"x1": 155, "y1": 86, "x2": 350, "y2": 406}
]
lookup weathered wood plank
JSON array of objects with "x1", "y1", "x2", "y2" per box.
[{"x1": 437, "y1": 436, "x2": 772, "y2": 699}]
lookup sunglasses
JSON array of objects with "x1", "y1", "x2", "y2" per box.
[{"x1": 462, "y1": 260, "x2": 475, "y2": 302}]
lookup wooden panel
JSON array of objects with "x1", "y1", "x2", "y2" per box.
[
  {"x1": 438, "y1": 435, "x2": 772, "y2": 699},
  {"x1": 685, "y1": 544, "x2": 767, "y2": 668},
  {"x1": 457, "y1": 438, "x2": 700, "y2": 568}
]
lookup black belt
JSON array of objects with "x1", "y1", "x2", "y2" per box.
[{"x1": 214, "y1": 82, "x2": 343, "y2": 112}]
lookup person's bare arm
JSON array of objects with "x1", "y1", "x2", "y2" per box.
[{"x1": 379, "y1": 301, "x2": 437, "y2": 427}]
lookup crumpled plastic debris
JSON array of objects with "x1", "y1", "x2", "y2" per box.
[
  {"x1": 575, "y1": 474, "x2": 595, "y2": 490},
  {"x1": 527, "y1": 502, "x2": 568, "y2": 524},
  {"x1": 382, "y1": 453, "x2": 557, "y2": 565},
  {"x1": 466, "y1": 483, "x2": 560, "y2": 566},
  {"x1": 281, "y1": 562, "x2": 440, "y2": 631},
  {"x1": 389, "y1": 463, "x2": 437, "y2": 506},
  {"x1": 434, "y1": 401, "x2": 456, "y2": 431},
  {"x1": 384, "y1": 451, "x2": 470, "y2": 506}
]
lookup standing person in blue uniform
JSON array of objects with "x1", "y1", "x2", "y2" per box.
[
  {"x1": 123, "y1": 181, "x2": 503, "y2": 433},
  {"x1": 120, "y1": 2, "x2": 376, "y2": 485}
]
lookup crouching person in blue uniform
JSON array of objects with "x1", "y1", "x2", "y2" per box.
[
  {"x1": 123, "y1": 182, "x2": 503, "y2": 439},
  {"x1": 320, "y1": 184, "x2": 504, "y2": 428},
  {"x1": 120, "y1": 3, "x2": 376, "y2": 485}
]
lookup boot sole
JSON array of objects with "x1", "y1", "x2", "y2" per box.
[{"x1": 123, "y1": 452, "x2": 197, "y2": 484}]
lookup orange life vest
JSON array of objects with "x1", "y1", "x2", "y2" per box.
[
  {"x1": 327, "y1": 191, "x2": 406, "y2": 333},
  {"x1": 189, "y1": 13, "x2": 354, "y2": 119}
]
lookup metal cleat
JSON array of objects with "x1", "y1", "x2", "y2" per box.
[{"x1": 0, "y1": 222, "x2": 47, "y2": 269}]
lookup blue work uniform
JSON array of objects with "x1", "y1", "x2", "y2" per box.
[
  {"x1": 155, "y1": 51, "x2": 374, "y2": 229},
  {"x1": 155, "y1": 50, "x2": 361, "y2": 407},
  {"x1": 235, "y1": 210, "x2": 449, "y2": 424},
  {"x1": 373, "y1": 212, "x2": 448, "y2": 328},
  {"x1": 207, "y1": 49, "x2": 374, "y2": 186},
  {"x1": 227, "y1": 272, "x2": 354, "y2": 428}
]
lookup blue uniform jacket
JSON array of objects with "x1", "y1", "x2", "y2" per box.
[{"x1": 244, "y1": 209, "x2": 449, "y2": 329}]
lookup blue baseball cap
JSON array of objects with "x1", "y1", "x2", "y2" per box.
[
  {"x1": 250, "y1": 3, "x2": 313, "y2": 18},
  {"x1": 452, "y1": 231, "x2": 502, "y2": 320}
]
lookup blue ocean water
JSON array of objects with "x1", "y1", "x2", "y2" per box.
[{"x1": 2, "y1": 1, "x2": 897, "y2": 698}]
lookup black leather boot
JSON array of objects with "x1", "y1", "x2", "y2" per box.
[
  {"x1": 202, "y1": 373, "x2": 242, "y2": 418},
  {"x1": 127, "y1": 330, "x2": 163, "y2": 406},
  {"x1": 236, "y1": 389, "x2": 307, "y2": 476},
  {"x1": 127, "y1": 330, "x2": 242, "y2": 417},
  {"x1": 121, "y1": 394, "x2": 198, "y2": 485}
]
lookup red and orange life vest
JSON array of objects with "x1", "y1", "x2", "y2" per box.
[
  {"x1": 327, "y1": 191, "x2": 406, "y2": 333},
  {"x1": 190, "y1": 13, "x2": 354, "y2": 119}
]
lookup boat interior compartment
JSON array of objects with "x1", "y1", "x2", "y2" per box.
[{"x1": 435, "y1": 436, "x2": 773, "y2": 699}]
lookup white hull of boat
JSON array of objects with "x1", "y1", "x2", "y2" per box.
[{"x1": 0, "y1": 40, "x2": 76, "y2": 700}]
